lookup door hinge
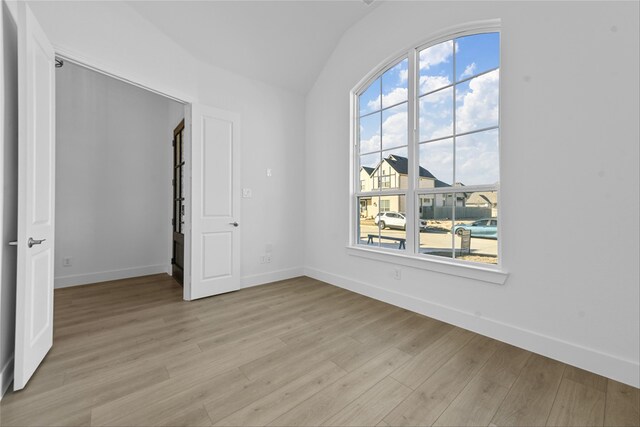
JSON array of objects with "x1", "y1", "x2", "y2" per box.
[
  {"x1": 171, "y1": 218, "x2": 175, "y2": 226},
  {"x1": 171, "y1": 257, "x2": 175, "y2": 265}
]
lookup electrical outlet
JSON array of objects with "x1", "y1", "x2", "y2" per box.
[
  {"x1": 62, "y1": 257, "x2": 73, "y2": 267},
  {"x1": 265, "y1": 254, "x2": 272, "y2": 263},
  {"x1": 259, "y1": 255, "x2": 266, "y2": 264},
  {"x1": 393, "y1": 268, "x2": 401, "y2": 280}
]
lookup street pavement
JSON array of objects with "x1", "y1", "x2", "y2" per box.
[{"x1": 358, "y1": 223, "x2": 497, "y2": 257}]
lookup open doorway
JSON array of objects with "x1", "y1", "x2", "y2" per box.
[
  {"x1": 4, "y1": 3, "x2": 242, "y2": 393},
  {"x1": 54, "y1": 59, "x2": 185, "y2": 291}
]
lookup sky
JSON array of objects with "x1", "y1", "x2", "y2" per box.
[{"x1": 359, "y1": 32, "x2": 500, "y2": 187}]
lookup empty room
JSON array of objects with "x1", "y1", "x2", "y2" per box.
[{"x1": 0, "y1": 1, "x2": 638, "y2": 426}]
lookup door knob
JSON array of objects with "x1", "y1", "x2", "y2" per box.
[
  {"x1": 229, "y1": 222, "x2": 239, "y2": 227},
  {"x1": 28, "y1": 237, "x2": 46, "y2": 248}
]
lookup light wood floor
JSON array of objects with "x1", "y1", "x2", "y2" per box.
[{"x1": 0, "y1": 275, "x2": 638, "y2": 427}]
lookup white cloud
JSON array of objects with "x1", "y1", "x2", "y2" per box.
[
  {"x1": 420, "y1": 140, "x2": 453, "y2": 183},
  {"x1": 419, "y1": 115, "x2": 452, "y2": 141},
  {"x1": 419, "y1": 86, "x2": 453, "y2": 141},
  {"x1": 399, "y1": 69, "x2": 408, "y2": 83},
  {"x1": 359, "y1": 108, "x2": 408, "y2": 155},
  {"x1": 460, "y1": 62, "x2": 477, "y2": 79},
  {"x1": 367, "y1": 87, "x2": 407, "y2": 111},
  {"x1": 419, "y1": 75, "x2": 451, "y2": 96},
  {"x1": 382, "y1": 109, "x2": 408, "y2": 148},
  {"x1": 359, "y1": 129, "x2": 380, "y2": 154},
  {"x1": 419, "y1": 41, "x2": 453, "y2": 70},
  {"x1": 455, "y1": 130, "x2": 499, "y2": 185},
  {"x1": 455, "y1": 69, "x2": 499, "y2": 133}
]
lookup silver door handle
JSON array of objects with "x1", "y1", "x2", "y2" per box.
[
  {"x1": 28, "y1": 237, "x2": 46, "y2": 248},
  {"x1": 229, "y1": 222, "x2": 239, "y2": 227}
]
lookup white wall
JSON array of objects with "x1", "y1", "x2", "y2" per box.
[
  {"x1": 304, "y1": 1, "x2": 639, "y2": 387},
  {"x1": 54, "y1": 61, "x2": 183, "y2": 288},
  {"x1": 28, "y1": 1, "x2": 306, "y2": 288},
  {"x1": 0, "y1": 0, "x2": 18, "y2": 398}
]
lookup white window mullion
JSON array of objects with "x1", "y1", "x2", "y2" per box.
[
  {"x1": 352, "y1": 90, "x2": 359, "y2": 246},
  {"x1": 406, "y1": 48, "x2": 417, "y2": 255},
  {"x1": 451, "y1": 39, "x2": 458, "y2": 259}
]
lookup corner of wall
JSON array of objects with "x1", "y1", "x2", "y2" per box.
[{"x1": 0, "y1": 356, "x2": 13, "y2": 399}]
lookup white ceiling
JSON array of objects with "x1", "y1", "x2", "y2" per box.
[{"x1": 126, "y1": 1, "x2": 379, "y2": 94}]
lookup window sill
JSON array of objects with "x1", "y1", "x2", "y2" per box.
[{"x1": 345, "y1": 245, "x2": 508, "y2": 285}]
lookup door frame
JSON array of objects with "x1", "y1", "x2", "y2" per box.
[{"x1": 52, "y1": 50, "x2": 197, "y2": 301}]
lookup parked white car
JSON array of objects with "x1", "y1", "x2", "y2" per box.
[{"x1": 374, "y1": 212, "x2": 427, "y2": 231}]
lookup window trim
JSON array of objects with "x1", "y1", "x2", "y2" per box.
[{"x1": 349, "y1": 19, "x2": 506, "y2": 279}]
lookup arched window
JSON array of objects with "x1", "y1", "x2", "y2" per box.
[{"x1": 353, "y1": 28, "x2": 500, "y2": 266}]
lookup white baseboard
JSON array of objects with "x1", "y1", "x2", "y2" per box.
[
  {"x1": 241, "y1": 267, "x2": 305, "y2": 289},
  {"x1": 304, "y1": 267, "x2": 640, "y2": 389},
  {"x1": 54, "y1": 264, "x2": 171, "y2": 288},
  {"x1": 0, "y1": 356, "x2": 14, "y2": 400}
]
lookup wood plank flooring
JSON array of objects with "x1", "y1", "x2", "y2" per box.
[{"x1": 0, "y1": 274, "x2": 637, "y2": 426}]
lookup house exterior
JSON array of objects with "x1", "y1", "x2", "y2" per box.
[
  {"x1": 464, "y1": 191, "x2": 498, "y2": 217},
  {"x1": 360, "y1": 154, "x2": 452, "y2": 219},
  {"x1": 360, "y1": 155, "x2": 495, "y2": 220}
]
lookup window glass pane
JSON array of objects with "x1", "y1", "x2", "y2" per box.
[
  {"x1": 359, "y1": 112, "x2": 381, "y2": 154},
  {"x1": 453, "y1": 191, "x2": 498, "y2": 264},
  {"x1": 455, "y1": 129, "x2": 499, "y2": 186},
  {"x1": 359, "y1": 77, "x2": 381, "y2": 116},
  {"x1": 382, "y1": 102, "x2": 408, "y2": 150},
  {"x1": 377, "y1": 195, "x2": 407, "y2": 251},
  {"x1": 381, "y1": 147, "x2": 409, "y2": 190},
  {"x1": 419, "y1": 40, "x2": 453, "y2": 95},
  {"x1": 418, "y1": 194, "x2": 453, "y2": 258},
  {"x1": 419, "y1": 139, "x2": 453, "y2": 188},
  {"x1": 382, "y1": 58, "x2": 408, "y2": 109},
  {"x1": 382, "y1": 146, "x2": 408, "y2": 160},
  {"x1": 360, "y1": 153, "x2": 380, "y2": 173},
  {"x1": 455, "y1": 33, "x2": 500, "y2": 81},
  {"x1": 455, "y1": 69, "x2": 499, "y2": 133},
  {"x1": 358, "y1": 158, "x2": 377, "y2": 192},
  {"x1": 358, "y1": 196, "x2": 379, "y2": 245},
  {"x1": 419, "y1": 87, "x2": 453, "y2": 142}
]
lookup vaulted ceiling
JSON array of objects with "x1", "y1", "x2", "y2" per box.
[{"x1": 126, "y1": 1, "x2": 379, "y2": 94}]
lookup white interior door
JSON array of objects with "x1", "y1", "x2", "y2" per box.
[
  {"x1": 186, "y1": 104, "x2": 241, "y2": 300},
  {"x1": 14, "y1": 3, "x2": 56, "y2": 391}
]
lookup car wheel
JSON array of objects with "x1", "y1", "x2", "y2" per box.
[
  {"x1": 379, "y1": 221, "x2": 386, "y2": 229},
  {"x1": 455, "y1": 228, "x2": 464, "y2": 236}
]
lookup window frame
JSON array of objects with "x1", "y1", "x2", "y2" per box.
[{"x1": 349, "y1": 20, "x2": 507, "y2": 283}]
